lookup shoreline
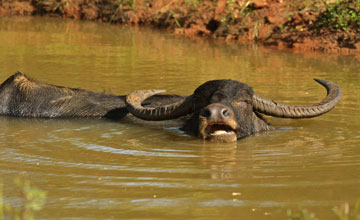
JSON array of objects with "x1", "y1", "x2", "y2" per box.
[{"x1": 1, "y1": 0, "x2": 359, "y2": 54}]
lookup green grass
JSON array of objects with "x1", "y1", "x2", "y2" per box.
[
  {"x1": 0, "y1": 178, "x2": 47, "y2": 220},
  {"x1": 184, "y1": 0, "x2": 200, "y2": 9},
  {"x1": 286, "y1": 200, "x2": 360, "y2": 220},
  {"x1": 286, "y1": 0, "x2": 360, "y2": 33},
  {"x1": 332, "y1": 199, "x2": 360, "y2": 220},
  {"x1": 220, "y1": 0, "x2": 254, "y2": 24},
  {"x1": 317, "y1": 0, "x2": 360, "y2": 32},
  {"x1": 286, "y1": 207, "x2": 319, "y2": 220}
]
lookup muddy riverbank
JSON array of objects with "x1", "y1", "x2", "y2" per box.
[{"x1": 1, "y1": 0, "x2": 359, "y2": 54}]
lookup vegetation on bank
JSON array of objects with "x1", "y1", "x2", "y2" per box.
[
  {"x1": 0, "y1": 0, "x2": 359, "y2": 52},
  {"x1": 0, "y1": 178, "x2": 47, "y2": 220}
]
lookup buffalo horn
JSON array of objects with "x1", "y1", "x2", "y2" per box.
[
  {"x1": 252, "y1": 79, "x2": 342, "y2": 118},
  {"x1": 126, "y1": 90, "x2": 193, "y2": 120}
]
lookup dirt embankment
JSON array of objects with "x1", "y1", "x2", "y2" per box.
[{"x1": 1, "y1": 0, "x2": 359, "y2": 54}]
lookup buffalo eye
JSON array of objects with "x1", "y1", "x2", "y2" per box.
[{"x1": 232, "y1": 100, "x2": 250, "y2": 109}]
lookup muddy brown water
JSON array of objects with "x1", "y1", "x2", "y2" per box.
[{"x1": 0, "y1": 17, "x2": 360, "y2": 219}]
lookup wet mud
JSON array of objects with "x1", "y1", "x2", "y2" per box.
[{"x1": 1, "y1": 0, "x2": 359, "y2": 54}]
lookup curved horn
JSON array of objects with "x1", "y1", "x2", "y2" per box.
[
  {"x1": 252, "y1": 79, "x2": 342, "y2": 118},
  {"x1": 126, "y1": 90, "x2": 193, "y2": 121}
]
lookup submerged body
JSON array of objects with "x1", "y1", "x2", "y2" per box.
[{"x1": 0, "y1": 72, "x2": 183, "y2": 119}]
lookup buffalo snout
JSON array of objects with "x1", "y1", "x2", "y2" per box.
[
  {"x1": 201, "y1": 103, "x2": 234, "y2": 122},
  {"x1": 198, "y1": 103, "x2": 238, "y2": 142}
]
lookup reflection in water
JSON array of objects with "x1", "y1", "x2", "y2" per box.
[{"x1": 0, "y1": 17, "x2": 360, "y2": 219}]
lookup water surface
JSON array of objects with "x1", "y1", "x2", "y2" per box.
[{"x1": 0, "y1": 16, "x2": 360, "y2": 219}]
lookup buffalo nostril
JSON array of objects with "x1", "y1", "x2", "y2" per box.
[
  {"x1": 201, "y1": 109, "x2": 211, "y2": 118},
  {"x1": 222, "y1": 108, "x2": 230, "y2": 117}
]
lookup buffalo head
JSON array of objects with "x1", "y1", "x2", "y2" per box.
[{"x1": 125, "y1": 79, "x2": 341, "y2": 142}]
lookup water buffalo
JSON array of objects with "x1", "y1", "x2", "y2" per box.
[
  {"x1": 0, "y1": 72, "x2": 183, "y2": 118},
  {"x1": 126, "y1": 79, "x2": 342, "y2": 142}
]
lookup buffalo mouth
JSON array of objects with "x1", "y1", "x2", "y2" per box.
[{"x1": 202, "y1": 123, "x2": 237, "y2": 142}]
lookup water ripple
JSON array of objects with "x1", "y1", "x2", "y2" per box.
[{"x1": 72, "y1": 141, "x2": 199, "y2": 158}]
